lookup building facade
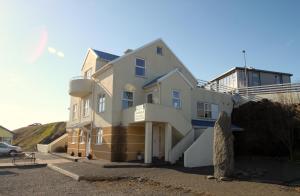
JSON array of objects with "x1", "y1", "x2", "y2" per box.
[
  {"x1": 209, "y1": 67, "x2": 292, "y2": 92},
  {"x1": 67, "y1": 39, "x2": 233, "y2": 165}
]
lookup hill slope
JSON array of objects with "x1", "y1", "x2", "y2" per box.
[{"x1": 13, "y1": 122, "x2": 66, "y2": 151}]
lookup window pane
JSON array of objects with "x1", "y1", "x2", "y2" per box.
[
  {"x1": 197, "y1": 102, "x2": 204, "y2": 118},
  {"x1": 172, "y1": 99, "x2": 180, "y2": 109},
  {"x1": 157, "y1": 47, "x2": 163, "y2": 55},
  {"x1": 123, "y1": 92, "x2": 133, "y2": 100},
  {"x1": 135, "y1": 67, "x2": 145, "y2": 76},
  {"x1": 172, "y1": 91, "x2": 180, "y2": 98},
  {"x1": 136, "y1": 58, "x2": 145, "y2": 67}
]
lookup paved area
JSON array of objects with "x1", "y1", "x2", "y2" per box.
[
  {"x1": 0, "y1": 166, "x2": 198, "y2": 196},
  {"x1": 0, "y1": 152, "x2": 70, "y2": 167},
  {"x1": 50, "y1": 161, "x2": 300, "y2": 196}
]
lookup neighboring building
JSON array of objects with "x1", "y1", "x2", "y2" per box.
[
  {"x1": 0, "y1": 126, "x2": 14, "y2": 144},
  {"x1": 67, "y1": 39, "x2": 233, "y2": 166},
  {"x1": 209, "y1": 67, "x2": 292, "y2": 92}
]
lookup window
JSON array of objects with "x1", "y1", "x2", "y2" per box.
[
  {"x1": 98, "y1": 94, "x2": 105, "y2": 112},
  {"x1": 72, "y1": 131, "x2": 77, "y2": 144},
  {"x1": 147, "y1": 93, "x2": 153, "y2": 104},
  {"x1": 122, "y1": 91, "x2": 133, "y2": 109},
  {"x1": 156, "y1": 47, "x2": 163, "y2": 55},
  {"x1": 85, "y1": 68, "x2": 92, "y2": 79},
  {"x1": 197, "y1": 102, "x2": 205, "y2": 118},
  {"x1": 135, "y1": 58, "x2": 145, "y2": 77},
  {"x1": 196, "y1": 102, "x2": 218, "y2": 119},
  {"x1": 96, "y1": 129, "x2": 103, "y2": 145},
  {"x1": 252, "y1": 72, "x2": 260, "y2": 86},
  {"x1": 72, "y1": 104, "x2": 78, "y2": 120},
  {"x1": 172, "y1": 90, "x2": 181, "y2": 109},
  {"x1": 83, "y1": 98, "x2": 89, "y2": 117},
  {"x1": 79, "y1": 130, "x2": 85, "y2": 144}
]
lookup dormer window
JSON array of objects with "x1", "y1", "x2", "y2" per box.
[
  {"x1": 156, "y1": 47, "x2": 163, "y2": 56},
  {"x1": 135, "y1": 58, "x2": 145, "y2": 77}
]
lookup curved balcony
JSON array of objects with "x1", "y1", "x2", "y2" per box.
[{"x1": 69, "y1": 76, "x2": 93, "y2": 97}]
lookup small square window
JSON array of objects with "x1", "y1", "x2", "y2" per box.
[{"x1": 157, "y1": 47, "x2": 163, "y2": 55}]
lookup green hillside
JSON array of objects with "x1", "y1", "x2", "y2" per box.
[{"x1": 13, "y1": 122, "x2": 66, "y2": 151}]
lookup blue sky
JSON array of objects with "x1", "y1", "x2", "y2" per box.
[{"x1": 0, "y1": 0, "x2": 299, "y2": 130}]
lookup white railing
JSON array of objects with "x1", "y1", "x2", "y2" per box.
[
  {"x1": 169, "y1": 128, "x2": 194, "y2": 164},
  {"x1": 238, "y1": 83, "x2": 300, "y2": 96}
]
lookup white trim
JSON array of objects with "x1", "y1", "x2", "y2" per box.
[{"x1": 156, "y1": 69, "x2": 194, "y2": 88}]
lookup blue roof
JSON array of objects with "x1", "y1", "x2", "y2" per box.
[
  {"x1": 191, "y1": 119, "x2": 243, "y2": 131},
  {"x1": 92, "y1": 49, "x2": 119, "y2": 62},
  {"x1": 143, "y1": 74, "x2": 166, "y2": 88}
]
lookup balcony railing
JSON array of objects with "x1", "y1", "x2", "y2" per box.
[{"x1": 69, "y1": 76, "x2": 93, "y2": 97}]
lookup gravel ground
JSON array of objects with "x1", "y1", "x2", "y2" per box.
[
  {"x1": 0, "y1": 166, "x2": 201, "y2": 196},
  {"x1": 52, "y1": 161, "x2": 300, "y2": 196}
]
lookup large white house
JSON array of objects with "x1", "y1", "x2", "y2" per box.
[{"x1": 67, "y1": 39, "x2": 233, "y2": 167}]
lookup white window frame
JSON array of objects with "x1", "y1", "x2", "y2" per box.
[
  {"x1": 197, "y1": 102, "x2": 215, "y2": 119},
  {"x1": 122, "y1": 91, "x2": 134, "y2": 109},
  {"x1": 79, "y1": 130, "x2": 85, "y2": 144},
  {"x1": 172, "y1": 90, "x2": 181, "y2": 109},
  {"x1": 83, "y1": 98, "x2": 89, "y2": 117},
  {"x1": 72, "y1": 131, "x2": 77, "y2": 144},
  {"x1": 72, "y1": 104, "x2": 78, "y2": 120},
  {"x1": 96, "y1": 128, "x2": 103, "y2": 145},
  {"x1": 135, "y1": 58, "x2": 146, "y2": 77},
  {"x1": 98, "y1": 94, "x2": 105, "y2": 113}
]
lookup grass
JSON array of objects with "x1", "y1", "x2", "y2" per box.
[{"x1": 13, "y1": 122, "x2": 66, "y2": 151}]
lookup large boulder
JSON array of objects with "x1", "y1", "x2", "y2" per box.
[{"x1": 213, "y1": 111, "x2": 234, "y2": 178}]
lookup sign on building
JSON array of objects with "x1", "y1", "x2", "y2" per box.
[{"x1": 134, "y1": 105, "x2": 145, "y2": 122}]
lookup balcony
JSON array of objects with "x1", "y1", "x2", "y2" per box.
[
  {"x1": 122, "y1": 103, "x2": 192, "y2": 136},
  {"x1": 69, "y1": 76, "x2": 93, "y2": 97}
]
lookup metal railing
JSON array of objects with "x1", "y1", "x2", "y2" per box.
[{"x1": 197, "y1": 79, "x2": 300, "y2": 103}]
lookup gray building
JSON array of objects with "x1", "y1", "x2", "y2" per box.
[{"x1": 209, "y1": 67, "x2": 292, "y2": 90}]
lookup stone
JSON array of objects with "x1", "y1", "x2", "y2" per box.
[
  {"x1": 220, "y1": 176, "x2": 233, "y2": 181},
  {"x1": 206, "y1": 175, "x2": 215, "y2": 180},
  {"x1": 213, "y1": 111, "x2": 234, "y2": 179}
]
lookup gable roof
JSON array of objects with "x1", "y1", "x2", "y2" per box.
[
  {"x1": 93, "y1": 39, "x2": 198, "y2": 83},
  {"x1": 143, "y1": 69, "x2": 194, "y2": 89},
  {"x1": 81, "y1": 48, "x2": 119, "y2": 71},
  {"x1": 0, "y1": 126, "x2": 14, "y2": 135},
  {"x1": 92, "y1": 49, "x2": 120, "y2": 62}
]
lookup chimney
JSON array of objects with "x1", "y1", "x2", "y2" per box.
[{"x1": 124, "y1": 49, "x2": 133, "y2": 54}]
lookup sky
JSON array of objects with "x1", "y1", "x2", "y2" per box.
[{"x1": 0, "y1": 0, "x2": 299, "y2": 130}]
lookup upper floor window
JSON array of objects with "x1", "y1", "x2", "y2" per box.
[
  {"x1": 156, "y1": 47, "x2": 163, "y2": 55},
  {"x1": 85, "y1": 68, "x2": 92, "y2": 79},
  {"x1": 72, "y1": 131, "x2": 77, "y2": 144},
  {"x1": 83, "y1": 98, "x2": 89, "y2": 117},
  {"x1": 98, "y1": 94, "x2": 105, "y2": 113},
  {"x1": 72, "y1": 104, "x2": 78, "y2": 120},
  {"x1": 172, "y1": 90, "x2": 181, "y2": 109},
  {"x1": 96, "y1": 128, "x2": 103, "y2": 145},
  {"x1": 197, "y1": 102, "x2": 219, "y2": 119},
  {"x1": 135, "y1": 58, "x2": 145, "y2": 77},
  {"x1": 122, "y1": 91, "x2": 133, "y2": 109},
  {"x1": 79, "y1": 130, "x2": 85, "y2": 144}
]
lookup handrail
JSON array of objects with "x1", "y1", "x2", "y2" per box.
[{"x1": 70, "y1": 76, "x2": 92, "y2": 80}]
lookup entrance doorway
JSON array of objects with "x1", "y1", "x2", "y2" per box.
[{"x1": 152, "y1": 125, "x2": 165, "y2": 159}]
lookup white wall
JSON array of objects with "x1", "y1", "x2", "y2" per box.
[{"x1": 184, "y1": 127, "x2": 213, "y2": 167}]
